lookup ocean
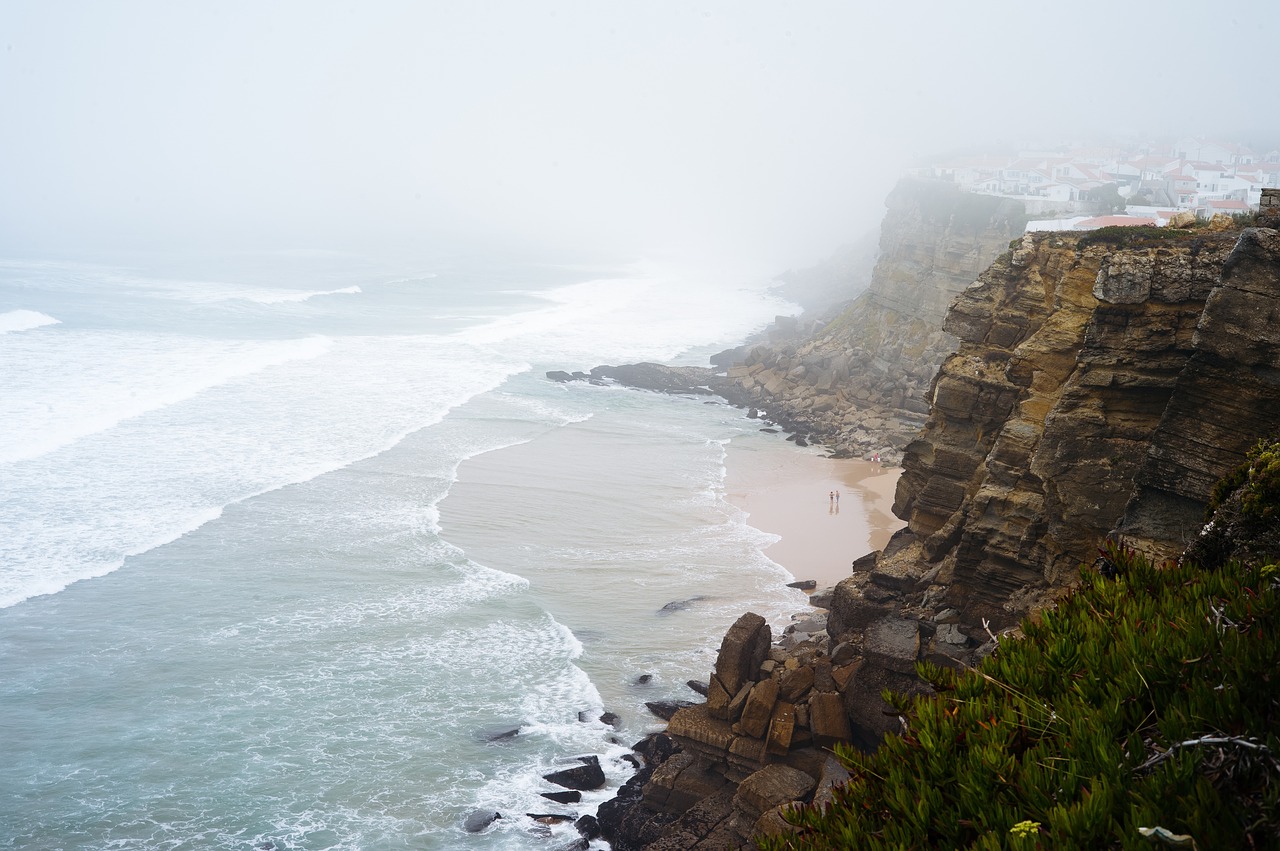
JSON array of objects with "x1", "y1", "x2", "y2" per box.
[{"x1": 0, "y1": 250, "x2": 819, "y2": 850}]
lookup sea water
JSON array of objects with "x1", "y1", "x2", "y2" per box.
[{"x1": 0, "y1": 251, "x2": 812, "y2": 850}]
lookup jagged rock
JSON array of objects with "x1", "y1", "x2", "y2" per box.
[
  {"x1": 645, "y1": 751, "x2": 730, "y2": 814},
  {"x1": 733, "y1": 764, "x2": 817, "y2": 823},
  {"x1": 733, "y1": 678, "x2": 778, "y2": 738},
  {"x1": 528, "y1": 813, "x2": 575, "y2": 825},
  {"x1": 765, "y1": 701, "x2": 796, "y2": 754},
  {"x1": 713, "y1": 612, "x2": 772, "y2": 697},
  {"x1": 645, "y1": 700, "x2": 696, "y2": 721},
  {"x1": 937, "y1": 623, "x2": 968, "y2": 645},
  {"x1": 600, "y1": 711, "x2": 622, "y2": 729},
  {"x1": 589, "y1": 363, "x2": 717, "y2": 395},
  {"x1": 778, "y1": 665, "x2": 814, "y2": 702},
  {"x1": 597, "y1": 762, "x2": 677, "y2": 850},
  {"x1": 633, "y1": 732, "x2": 679, "y2": 766},
  {"x1": 812, "y1": 756, "x2": 851, "y2": 808},
  {"x1": 574, "y1": 813, "x2": 601, "y2": 839},
  {"x1": 808, "y1": 692, "x2": 852, "y2": 746},
  {"x1": 687, "y1": 680, "x2": 710, "y2": 697},
  {"x1": 543, "y1": 756, "x2": 606, "y2": 791},
  {"x1": 541, "y1": 790, "x2": 582, "y2": 804}
]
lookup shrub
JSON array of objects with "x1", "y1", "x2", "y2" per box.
[{"x1": 764, "y1": 537, "x2": 1280, "y2": 850}]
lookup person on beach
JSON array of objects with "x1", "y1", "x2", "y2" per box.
[
  {"x1": 829, "y1": 490, "x2": 834, "y2": 504},
  {"x1": 835, "y1": 490, "x2": 841, "y2": 504}
]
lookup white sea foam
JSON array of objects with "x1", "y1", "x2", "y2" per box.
[
  {"x1": 456, "y1": 264, "x2": 794, "y2": 367},
  {"x1": 0, "y1": 309, "x2": 60, "y2": 334},
  {"x1": 234, "y1": 284, "x2": 363, "y2": 304},
  {"x1": 0, "y1": 332, "x2": 334, "y2": 465},
  {"x1": 145, "y1": 281, "x2": 365, "y2": 304},
  {"x1": 0, "y1": 333, "x2": 526, "y2": 608}
]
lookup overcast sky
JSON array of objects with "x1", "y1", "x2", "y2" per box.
[{"x1": 2, "y1": 1, "x2": 1276, "y2": 269}]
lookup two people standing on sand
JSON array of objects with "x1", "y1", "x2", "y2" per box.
[{"x1": 828, "y1": 490, "x2": 840, "y2": 505}]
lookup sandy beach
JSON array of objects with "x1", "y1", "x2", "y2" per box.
[{"x1": 725, "y1": 437, "x2": 905, "y2": 590}]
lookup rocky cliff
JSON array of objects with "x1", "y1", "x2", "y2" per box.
[
  {"x1": 718, "y1": 179, "x2": 1027, "y2": 460},
  {"x1": 889, "y1": 224, "x2": 1279, "y2": 634},
  {"x1": 600, "y1": 222, "x2": 1280, "y2": 850}
]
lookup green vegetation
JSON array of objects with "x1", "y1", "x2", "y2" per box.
[
  {"x1": 764, "y1": 442, "x2": 1280, "y2": 850},
  {"x1": 1085, "y1": 183, "x2": 1127, "y2": 214},
  {"x1": 1076, "y1": 225, "x2": 1203, "y2": 249},
  {"x1": 1190, "y1": 440, "x2": 1280, "y2": 572}
]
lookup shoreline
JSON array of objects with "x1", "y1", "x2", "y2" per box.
[{"x1": 724, "y1": 435, "x2": 905, "y2": 591}]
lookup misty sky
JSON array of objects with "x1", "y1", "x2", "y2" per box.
[{"x1": 2, "y1": 1, "x2": 1276, "y2": 268}]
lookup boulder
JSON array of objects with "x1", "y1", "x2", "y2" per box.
[
  {"x1": 808, "y1": 692, "x2": 853, "y2": 745},
  {"x1": 543, "y1": 756, "x2": 606, "y2": 791},
  {"x1": 462, "y1": 810, "x2": 502, "y2": 833},
  {"x1": 575, "y1": 814, "x2": 601, "y2": 840},
  {"x1": 713, "y1": 612, "x2": 772, "y2": 696},
  {"x1": 766, "y1": 701, "x2": 796, "y2": 754},
  {"x1": 734, "y1": 678, "x2": 778, "y2": 738},
  {"x1": 734, "y1": 764, "x2": 817, "y2": 822},
  {"x1": 645, "y1": 700, "x2": 696, "y2": 721},
  {"x1": 541, "y1": 790, "x2": 582, "y2": 804}
]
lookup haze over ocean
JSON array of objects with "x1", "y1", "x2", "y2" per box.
[{"x1": 0, "y1": 251, "x2": 823, "y2": 849}]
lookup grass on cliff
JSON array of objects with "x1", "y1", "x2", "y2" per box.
[{"x1": 764, "y1": 446, "x2": 1280, "y2": 851}]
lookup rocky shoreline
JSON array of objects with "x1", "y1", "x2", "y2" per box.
[
  {"x1": 531, "y1": 183, "x2": 1280, "y2": 849},
  {"x1": 557, "y1": 228, "x2": 1279, "y2": 848}
]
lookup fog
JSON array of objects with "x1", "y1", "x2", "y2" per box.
[{"x1": 2, "y1": 1, "x2": 1275, "y2": 269}]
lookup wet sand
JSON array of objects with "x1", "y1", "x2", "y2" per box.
[{"x1": 725, "y1": 438, "x2": 905, "y2": 589}]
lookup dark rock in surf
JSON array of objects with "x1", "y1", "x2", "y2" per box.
[
  {"x1": 589, "y1": 363, "x2": 717, "y2": 395},
  {"x1": 786, "y1": 580, "x2": 818, "y2": 590},
  {"x1": 686, "y1": 679, "x2": 709, "y2": 697},
  {"x1": 600, "y1": 711, "x2": 622, "y2": 729},
  {"x1": 479, "y1": 725, "x2": 521, "y2": 742},
  {"x1": 636, "y1": 674, "x2": 653, "y2": 685},
  {"x1": 527, "y1": 813, "x2": 575, "y2": 825},
  {"x1": 546, "y1": 370, "x2": 575, "y2": 382},
  {"x1": 463, "y1": 810, "x2": 502, "y2": 833},
  {"x1": 541, "y1": 789, "x2": 582, "y2": 804},
  {"x1": 644, "y1": 700, "x2": 695, "y2": 721},
  {"x1": 575, "y1": 813, "x2": 602, "y2": 839},
  {"x1": 543, "y1": 756, "x2": 606, "y2": 791},
  {"x1": 633, "y1": 731, "x2": 680, "y2": 765},
  {"x1": 658, "y1": 595, "x2": 709, "y2": 616}
]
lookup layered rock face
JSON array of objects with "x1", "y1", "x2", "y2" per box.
[
  {"x1": 891, "y1": 226, "x2": 1279, "y2": 634},
  {"x1": 720, "y1": 179, "x2": 1026, "y2": 459},
  {"x1": 605, "y1": 225, "x2": 1280, "y2": 850}
]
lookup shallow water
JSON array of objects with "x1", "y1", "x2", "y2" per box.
[{"x1": 0, "y1": 251, "x2": 814, "y2": 849}]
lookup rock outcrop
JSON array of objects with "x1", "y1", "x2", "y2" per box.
[
  {"x1": 602, "y1": 222, "x2": 1280, "y2": 850},
  {"x1": 890, "y1": 225, "x2": 1278, "y2": 634},
  {"x1": 717, "y1": 179, "x2": 1027, "y2": 460}
]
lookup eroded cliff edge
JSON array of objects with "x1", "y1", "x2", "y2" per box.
[
  {"x1": 602, "y1": 224, "x2": 1280, "y2": 850},
  {"x1": 718, "y1": 179, "x2": 1027, "y2": 461}
]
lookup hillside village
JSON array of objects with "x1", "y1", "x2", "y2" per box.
[{"x1": 907, "y1": 136, "x2": 1280, "y2": 230}]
